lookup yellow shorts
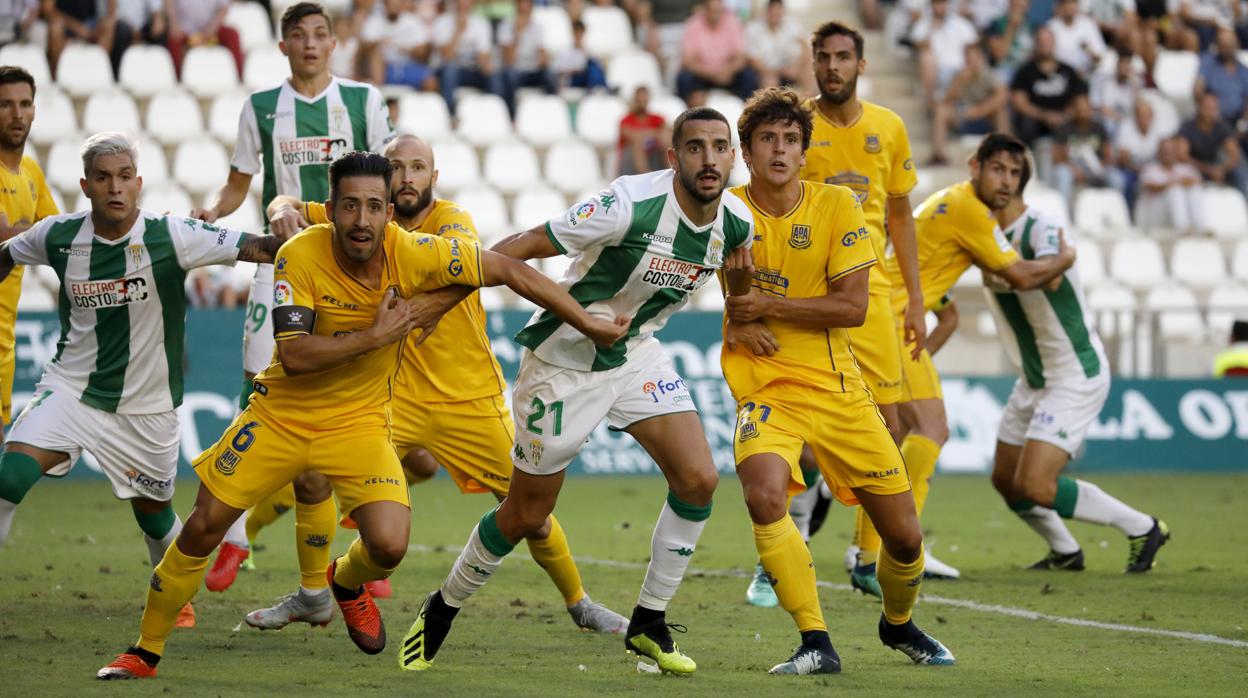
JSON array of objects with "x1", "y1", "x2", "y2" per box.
[
  {"x1": 733, "y1": 382, "x2": 911, "y2": 506},
  {"x1": 901, "y1": 344, "x2": 943, "y2": 402},
  {"x1": 0, "y1": 268, "x2": 22, "y2": 425},
  {"x1": 193, "y1": 405, "x2": 409, "y2": 517},
  {"x1": 849, "y1": 272, "x2": 904, "y2": 405},
  {"x1": 391, "y1": 392, "x2": 514, "y2": 497}
]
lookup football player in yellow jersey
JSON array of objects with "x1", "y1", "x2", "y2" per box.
[
  {"x1": 723, "y1": 87, "x2": 954, "y2": 674},
  {"x1": 245, "y1": 135, "x2": 628, "y2": 635},
  {"x1": 97, "y1": 152, "x2": 627, "y2": 680},
  {"x1": 0, "y1": 67, "x2": 58, "y2": 433}
]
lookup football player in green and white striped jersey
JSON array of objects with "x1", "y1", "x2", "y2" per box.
[{"x1": 0, "y1": 133, "x2": 279, "y2": 599}]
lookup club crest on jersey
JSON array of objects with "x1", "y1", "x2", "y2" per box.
[
  {"x1": 331, "y1": 104, "x2": 348, "y2": 131},
  {"x1": 789, "y1": 224, "x2": 812, "y2": 249},
  {"x1": 215, "y1": 448, "x2": 240, "y2": 476},
  {"x1": 864, "y1": 134, "x2": 882, "y2": 154},
  {"x1": 708, "y1": 240, "x2": 724, "y2": 263},
  {"x1": 568, "y1": 199, "x2": 596, "y2": 227},
  {"x1": 738, "y1": 421, "x2": 759, "y2": 442},
  {"x1": 127, "y1": 244, "x2": 144, "y2": 267},
  {"x1": 529, "y1": 439, "x2": 543, "y2": 465}
]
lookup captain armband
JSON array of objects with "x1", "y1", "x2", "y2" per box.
[{"x1": 272, "y1": 305, "x2": 315, "y2": 336}]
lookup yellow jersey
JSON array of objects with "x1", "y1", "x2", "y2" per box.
[
  {"x1": 303, "y1": 200, "x2": 506, "y2": 403},
  {"x1": 251, "y1": 222, "x2": 483, "y2": 431},
  {"x1": 800, "y1": 99, "x2": 915, "y2": 282},
  {"x1": 887, "y1": 180, "x2": 1019, "y2": 315},
  {"x1": 722, "y1": 181, "x2": 877, "y2": 399}
]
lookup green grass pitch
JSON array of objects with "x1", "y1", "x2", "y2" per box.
[{"x1": 2, "y1": 473, "x2": 1246, "y2": 696}]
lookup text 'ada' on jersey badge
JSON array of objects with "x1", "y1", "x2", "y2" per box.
[
  {"x1": 864, "y1": 134, "x2": 881, "y2": 154},
  {"x1": 789, "y1": 224, "x2": 812, "y2": 250}
]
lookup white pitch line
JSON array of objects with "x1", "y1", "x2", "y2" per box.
[{"x1": 407, "y1": 544, "x2": 1248, "y2": 650}]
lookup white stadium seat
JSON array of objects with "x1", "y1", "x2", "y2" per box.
[
  {"x1": 118, "y1": 45, "x2": 177, "y2": 97},
  {"x1": 430, "y1": 138, "x2": 480, "y2": 194},
  {"x1": 954, "y1": 265, "x2": 981, "y2": 289},
  {"x1": 606, "y1": 50, "x2": 664, "y2": 96},
  {"x1": 17, "y1": 265, "x2": 57, "y2": 312},
  {"x1": 729, "y1": 146, "x2": 748, "y2": 186},
  {"x1": 140, "y1": 184, "x2": 193, "y2": 217},
  {"x1": 173, "y1": 138, "x2": 230, "y2": 193},
  {"x1": 216, "y1": 194, "x2": 263, "y2": 234},
  {"x1": 1201, "y1": 186, "x2": 1248, "y2": 239},
  {"x1": 209, "y1": 91, "x2": 250, "y2": 146},
  {"x1": 650, "y1": 92, "x2": 688, "y2": 126},
  {"x1": 0, "y1": 44, "x2": 51, "y2": 86},
  {"x1": 533, "y1": 5, "x2": 573, "y2": 54},
  {"x1": 575, "y1": 93, "x2": 627, "y2": 147},
  {"x1": 1169, "y1": 238, "x2": 1228, "y2": 290},
  {"x1": 134, "y1": 137, "x2": 171, "y2": 187},
  {"x1": 225, "y1": 1, "x2": 275, "y2": 53},
  {"x1": 244, "y1": 46, "x2": 290, "y2": 91},
  {"x1": 49, "y1": 187, "x2": 66, "y2": 214},
  {"x1": 73, "y1": 191, "x2": 90, "y2": 213},
  {"x1": 82, "y1": 90, "x2": 141, "y2": 135},
  {"x1": 1146, "y1": 284, "x2": 1204, "y2": 341},
  {"x1": 1233, "y1": 239, "x2": 1248, "y2": 278},
  {"x1": 181, "y1": 46, "x2": 241, "y2": 98},
  {"x1": 30, "y1": 88, "x2": 77, "y2": 146},
  {"x1": 46, "y1": 138, "x2": 84, "y2": 192},
  {"x1": 515, "y1": 94, "x2": 572, "y2": 147},
  {"x1": 1075, "y1": 238, "x2": 1105, "y2": 287},
  {"x1": 1208, "y1": 283, "x2": 1248, "y2": 338},
  {"x1": 455, "y1": 93, "x2": 513, "y2": 146},
  {"x1": 512, "y1": 187, "x2": 567, "y2": 230},
  {"x1": 55, "y1": 44, "x2": 114, "y2": 97},
  {"x1": 1023, "y1": 183, "x2": 1072, "y2": 233},
  {"x1": 450, "y1": 186, "x2": 509, "y2": 242},
  {"x1": 1109, "y1": 238, "x2": 1167, "y2": 290},
  {"x1": 1074, "y1": 188, "x2": 1132, "y2": 239},
  {"x1": 544, "y1": 140, "x2": 602, "y2": 194},
  {"x1": 1086, "y1": 282, "x2": 1136, "y2": 338},
  {"x1": 484, "y1": 140, "x2": 541, "y2": 195},
  {"x1": 1140, "y1": 89, "x2": 1180, "y2": 137},
  {"x1": 397, "y1": 92, "x2": 452, "y2": 141},
  {"x1": 706, "y1": 92, "x2": 745, "y2": 140},
  {"x1": 582, "y1": 5, "x2": 634, "y2": 59},
  {"x1": 1153, "y1": 51, "x2": 1199, "y2": 114},
  {"x1": 146, "y1": 90, "x2": 205, "y2": 146}
]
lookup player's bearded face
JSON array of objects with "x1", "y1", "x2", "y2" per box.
[
  {"x1": 0, "y1": 82, "x2": 34, "y2": 151},
  {"x1": 331, "y1": 176, "x2": 393, "y2": 264},
  {"x1": 813, "y1": 35, "x2": 861, "y2": 105},
  {"x1": 83, "y1": 154, "x2": 141, "y2": 226},
  {"x1": 672, "y1": 120, "x2": 733, "y2": 204},
  {"x1": 972, "y1": 152, "x2": 1023, "y2": 211}
]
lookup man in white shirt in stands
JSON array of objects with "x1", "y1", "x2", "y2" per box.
[
  {"x1": 912, "y1": 0, "x2": 980, "y2": 110},
  {"x1": 1046, "y1": 0, "x2": 1107, "y2": 75}
]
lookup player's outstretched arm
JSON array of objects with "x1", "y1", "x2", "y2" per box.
[
  {"x1": 994, "y1": 229, "x2": 1077, "y2": 291},
  {"x1": 404, "y1": 286, "x2": 476, "y2": 348},
  {"x1": 887, "y1": 194, "x2": 927, "y2": 359},
  {"x1": 276, "y1": 289, "x2": 414, "y2": 375},
  {"x1": 490, "y1": 224, "x2": 562, "y2": 261},
  {"x1": 479, "y1": 249, "x2": 629, "y2": 347},
  {"x1": 927, "y1": 298, "x2": 959, "y2": 356},
  {"x1": 266, "y1": 195, "x2": 310, "y2": 241},
  {"x1": 191, "y1": 168, "x2": 252, "y2": 222},
  {"x1": 0, "y1": 243, "x2": 16, "y2": 283},
  {"x1": 726, "y1": 266, "x2": 872, "y2": 330},
  {"x1": 237, "y1": 234, "x2": 283, "y2": 264}
]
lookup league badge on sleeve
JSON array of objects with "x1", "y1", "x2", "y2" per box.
[{"x1": 274, "y1": 280, "x2": 293, "y2": 306}]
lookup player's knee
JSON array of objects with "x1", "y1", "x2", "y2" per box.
[
  {"x1": 742, "y1": 484, "x2": 786, "y2": 525},
  {"x1": 1014, "y1": 473, "x2": 1056, "y2": 506},
  {"x1": 885, "y1": 528, "x2": 924, "y2": 564},
  {"x1": 364, "y1": 532, "x2": 409, "y2": 569},
  {"x1": 990, "y1": 468, "x2": 1015, "y2": 500},
  {"x1": 670, "y1": 467, "x2": 718, "y2": 506},
  {"x1": 293, "y1": 472, "x2": 332, "y2": 503}
]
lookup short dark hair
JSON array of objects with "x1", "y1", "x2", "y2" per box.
[
  {"x1": 330, "y1": 151, "x2": 393, "y2": 201},
  {"x1": 1233, "y1": 320, "x2": 1248, "y2": 342},
  {"x1": 737, "y1": 87, "x2": 813, "y2": 153},
  {"x1": 281, "y1": 2, "x2": 332, "y2": 39},
  {"x1": 0, "y1": 65, "x2": 36, "y2": 97},
  {"x1": 974, "y1": 132, "x2": 1028, "y2": 168},
  {"x1": 811, "y1": 20, "x2": 864, "y2": 60},
  {"x1": 571, "y1": 20, "x2": 585, "y2": 32},
  {"x1": 1018, "y1": 151, "x2": 1032, "y2": 192},
  {"x1": 671, "y1": 107, "x2": 731, "y2": 149}
]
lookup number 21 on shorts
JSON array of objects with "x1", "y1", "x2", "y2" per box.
[
  {"x1": 525, "y1": 397, "x2": 564, "y2": 436},
  {"x1": 736, "y1": 402, "x2": 771, "y2": 442}
]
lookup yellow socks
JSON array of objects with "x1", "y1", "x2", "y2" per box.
[
  {"x1": 332, "y1": 536, "x2": 396, "y2": 590},
  {"x1": 525, "y1": 514, "x2": 586, "y2": 606},
  {"x1": 901, "y1": 434, "x2": 941, "y2": 516},
  {"x1": 877, "y1": 545, "x2": 925, "y2": 625},
  {"x1": 295, "y1": 496, "x2": 337, "y2": 590},
  {"x1": 854, "y1": 434, "x2": 942, "y2": 567},
  {"x1": 137, "y1": 540, "x2": 209, "y2": 656},
  {"x1": 753, "y1": 516, "x2": 825, "y2": 632},
  {"x1": 245, "y1": 483, "x2": 296, "y2": 542}
]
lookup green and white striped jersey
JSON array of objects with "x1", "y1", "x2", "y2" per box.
[
  {"x1": 232, "y1": 76, "x2": 394, "y2": 217},
  {"x1": 983, "y1": 206, "x2": 1106, "y2": 389},
  {"x1": 517, "y1": 169, "x2": 754, "y2": 371},
  {"x1": 7, "y1": 211, "x2": 245, "y2": 414}
]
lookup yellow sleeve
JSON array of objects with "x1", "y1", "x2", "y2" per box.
[
  {"x1": 272, "y1": 237, "x2": 319, "y2": 341},
  {"x1": 428, "y1": 205, "x2": 481, "y2": 243},
  {"x1": 395, "y1": 233, "x2": 484, "y2": 295},
  {"x1": 33, "y1": 167, "x2": 58, "y2": 219},
  {"x1": 303, "y1": 201, "x2": 329, "y2": 225},
  {"x1": 886, "y1": 116, "x2": 917, "y2": 197},
  {"x1": 826, "y1": 190, "x2": 878, "y2": 282},
  {"x1": 953, "y1": 206, "x2": 1019, "y2": 272}
]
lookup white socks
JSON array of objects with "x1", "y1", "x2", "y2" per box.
[
  {"x1": 0, "y1": 498, "x2": 16, "y2": 547},
  {"x1": 143, "y1": 513, "x2": 183, "y2": 566},
  {"x1": 1072, "y1": 480, "x2": 1153, "y2": 537},
  {"x1": 223, "y1": 514, "x2": 250, "y2": 549},
  {"x1": 637, "y1": 500, "x2": 709, "y2": 611},
  {"x1": 1014, "y1": 504, "x2": 1080, "y2": 554},
  {"x1": 788, "y1": 485, "x2": 819, "y2": 542}
]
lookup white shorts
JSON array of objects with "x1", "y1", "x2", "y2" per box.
[
  {"x1": 242, "y1": 263, "x2": 276, "y2": 375},
  {"x1": 7, "y1": 384, "x2": 180, "y2": 501},
  {"x1": 997, "y1": 374, "x2": 1110, "y2": 458},
  {"x1": 510, "y1": 340, "x2": 697, "y2": 476}
]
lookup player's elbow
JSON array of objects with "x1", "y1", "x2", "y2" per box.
[
  {"x1": 276, "y1": 342, "x2": 314, "y2": 376},
  {"x1": 843, "y1": 294, "x2": 870, "y2": 327}
]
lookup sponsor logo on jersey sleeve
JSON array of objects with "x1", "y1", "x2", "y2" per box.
[
  {"x1": 842, "y1": 227, "x2": 868, "y2": 247},
  {"x1": 567, "y1": 199, "x2": 597, "y2": 227}
]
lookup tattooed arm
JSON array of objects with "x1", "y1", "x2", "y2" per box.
[{"x1": 237, "y1": 234, "x2": 283, "y2": 264}]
